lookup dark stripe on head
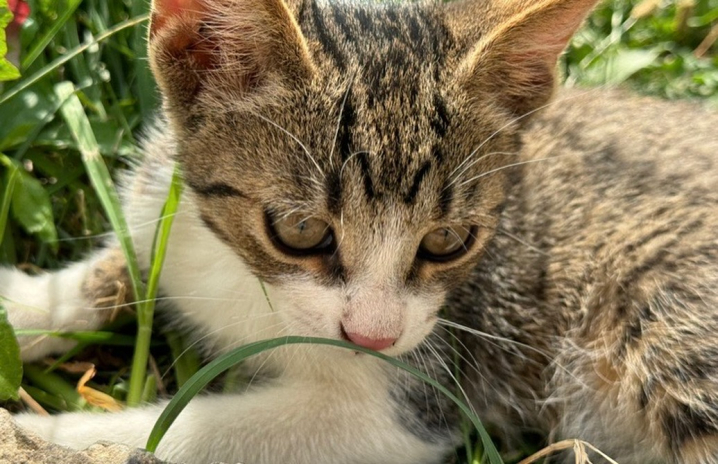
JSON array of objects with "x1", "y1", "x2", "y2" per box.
[
  {"x1": 355, "y1": 7, "x2": 373, "y2": 33},
  {"x1": 438, "y1": 182, "x2": 453, "y2": 216},
  {"x1": 189, "y1": 181, "x2": 247, "y2": 198},
  {"x1": 296, "y1": 0, "x2": 306, "y2": 22},
  {"x1": 310, "y1": 1, "x2": 346, "y2": 71},
  {"x1": 432, "y1": 144, "x2": 444, "y2": 164},
  {"x1": 405, "y1": 13, "x2": 424, "y2": 47},
  {"x1": 430, "y1": 18, "x2": 449, "y2": 81},
  {"x1": 326, "y1": 171, "x2": 342, "y2": 216},
  {"x1": 383, "y1": 9, "x2": 402, "y2": 38},
  {"x1": 431, "y1": 93, "x2": 450, "y2": 138},
  {"x1": 357, "y1": 152, "x2": 376, "y2": 200},
  {"x1": 338, "y1": 94, "x2": 356, "y2": 161},
  {"x1": 330, "y1": 3, "x2": 353, "y2": 40},
  {"x1": 404, "y1": 161, "x2": 432, "y2": 205}
]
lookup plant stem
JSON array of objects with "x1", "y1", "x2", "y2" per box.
[{"x1": 126, "y1": 165, "x2": 183, "y2": 406}]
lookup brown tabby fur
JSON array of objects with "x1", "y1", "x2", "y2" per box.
[
  {"x1": 10, "y1": 0, "x2": 718, "y2": 462},
  {"x1": 148, "y1": 0, "x2": 718, "y2": 461}
]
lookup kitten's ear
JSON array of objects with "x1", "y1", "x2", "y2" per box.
[
  {"x1": 148, "y1": 0, "x2": 314, "y2": 110},
  {"x1": 446, "y1": 0, "x2": 598, "y2": 119}
]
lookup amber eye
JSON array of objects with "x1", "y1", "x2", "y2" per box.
[
  {"x1": 269, "y1": 213, "x2": 333, "y2": 254},
  {"x1": 418, "y1": 226, "x2": 473, "y2": 262}
]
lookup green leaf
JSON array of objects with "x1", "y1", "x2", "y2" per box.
[
  {"x1": 0, "y1": 59, "x2": 20, "y2": 81},
  {"x1": 147, "y1": 337, "x2": 504, "y2": 464},
  {"x1": 0, "y1": 153, "x2": 18, "y2": 245},
  {"x1": 0, "y1": 86, "x2": 58, "y2": 152},
  {"x1": 602, "y1": 48, "x2": 662, "y2": 86},
  {"x1": 0, "y1": 304, "x2": 22, "y2": 401},
  {"x1": 0, "y1": 0, "x2": 20, "y2": 82},
  {"x1": 10, "y1": 162, "x2": 58, "y2": 249}
]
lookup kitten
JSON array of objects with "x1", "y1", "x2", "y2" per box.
[{"x1": 2, "y1": 0, "x2": 718, "y2": 462}]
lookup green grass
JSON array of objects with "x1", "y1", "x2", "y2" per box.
[{"x1": 0, "y1": 0, "x2": 716, "y2": 462}]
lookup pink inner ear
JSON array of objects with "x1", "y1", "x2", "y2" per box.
[
  {"x1": 154, "y1": 0, "x2": 203, "y2": 18},
  {"x1": 150, "y1": 0, "x2": 208, "y2": 38},
  {"x1": 518, "y1": 0, "x2": 599, "y2": 60}
]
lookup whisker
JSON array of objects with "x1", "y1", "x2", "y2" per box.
[
  {"x1": 448, "y1": 86, "x2": 609, "y2": 188},
  {"x1": 457, "y1": 154, "x2": 579, "y2": 188},
  {"x1": 433, "y1": 327, "x2": 485, "y2": 380},
  {"x1": 495, "y1": 229, "x2": 550, "y2": 256},
  {"x1": 250, "y1": 111, "x2": 324, "y2": 179},
  {"x1": 438, "y1": 319, "x2": 590, "y2": 390},
  {"x1": 340, "y1": 150, "x2": 371, "y2": 177},
  {"x1": 447, "y1": 151, "x2": 520, "y2": 190},
  {"x1": 55, "y1": 210, "x2": 189, "y2": 243},
  {"x1": 437, "y1": 318, "x2": 543, "y2": 364},
  {"x1": 424, "y1": 338, "x2": 478, "y2": 418}
]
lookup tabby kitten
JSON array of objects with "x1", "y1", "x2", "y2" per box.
[{"x1": 2, "y1": 0, "x2": 718, "y2": 462}]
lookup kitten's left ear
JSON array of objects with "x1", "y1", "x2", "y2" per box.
[
  {"x1": 148, "y1": 0, "x2": 315, "y2": 115},
  {"x1": 446, "y1": 0, "x2": 599, "y2": 119}
]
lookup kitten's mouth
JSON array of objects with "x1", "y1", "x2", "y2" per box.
[
  {"x1": 339, "y1": 325, "x2": 351, "y2": 343},
  {"x1": 339, "y1": 326, "x2": 361, "y2": 356}
]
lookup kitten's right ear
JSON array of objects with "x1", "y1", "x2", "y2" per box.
[
  {"x1": 446, "y1": 0, "x2": 599, "y2": 119},
  {"x1": 148, "y1": 0, "x2": 315, "y2": 111}
]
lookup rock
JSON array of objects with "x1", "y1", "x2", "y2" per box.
[{"x1": 0, "y1": 409, "x2": 168, "y2": 464}]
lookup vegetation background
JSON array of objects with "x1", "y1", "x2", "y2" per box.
[{"x1": 0, "y1": 0, "x2": 717, "y2": 462}]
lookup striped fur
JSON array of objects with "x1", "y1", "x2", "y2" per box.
[{"x1": 3, "y1": 0, "x2": 718, "y2": 463}]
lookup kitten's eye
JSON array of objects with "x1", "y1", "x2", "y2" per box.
[
  {"x1": 418, "y1": 226, "x2": 473, "y2": 262},
  {"x1": 269, "y1": 213, "x2": 333, "y2": 254}
]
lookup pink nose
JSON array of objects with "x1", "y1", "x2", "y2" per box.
[{"x1": 343, "y1": 331, "x2": 397, "y2": 351}]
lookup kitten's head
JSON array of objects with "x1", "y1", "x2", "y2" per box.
[{"x1": 148, "y1": 0, "x2": 597, "y2": 354}]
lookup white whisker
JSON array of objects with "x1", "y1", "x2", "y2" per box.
[{"x1": 250, "y1": 111, "x2": 324, "y2": 179}]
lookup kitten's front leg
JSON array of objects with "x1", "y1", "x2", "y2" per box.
[
  {"x1": 15, "y1": 364, "x2": 455, "y2": 464},
  {"x1": 1, "y1": 247, "x2": 131, "y2": 361}
]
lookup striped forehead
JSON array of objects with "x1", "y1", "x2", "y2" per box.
[{"x1": 300, "y1": 1, "x2": 454, "y2": 208}]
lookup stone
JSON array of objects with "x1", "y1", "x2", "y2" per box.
[{"x1": 0, "y1": 409, "x2": 168, "y2": 464}]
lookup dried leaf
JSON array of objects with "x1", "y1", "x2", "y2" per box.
[{"x1": 76, "y1": 365, "x2": 123, "y2": 412}]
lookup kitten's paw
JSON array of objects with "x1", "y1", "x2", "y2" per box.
[
  {"x1": 2, "y1": 247, "x2": 134, "y2": 362},
  {"x1": 80, "y1": 248, "x2": 133, "y2": 315}
]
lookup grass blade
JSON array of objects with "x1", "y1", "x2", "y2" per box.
[
  {"x1": 126, "y1": 165, "x2": 183, "y2": 406},
  {"x1": 0, "y1": 14, "x2": 148, "y2": 106},
  {"x1": 20, "y1": 0, "x2": 83, "y2": 71},
  {"x1": 146, "y1": 336, "x2": 503, "y2": 464},
  {"x1": 13, "y1": 329, "x2": 138, "y2": 346},
  {"x1": 23, "y1": 364, "x2": 85, "y2": 411},
  {"x1": 56, "y1": 81, "x2": 144, "y2": 303}
]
